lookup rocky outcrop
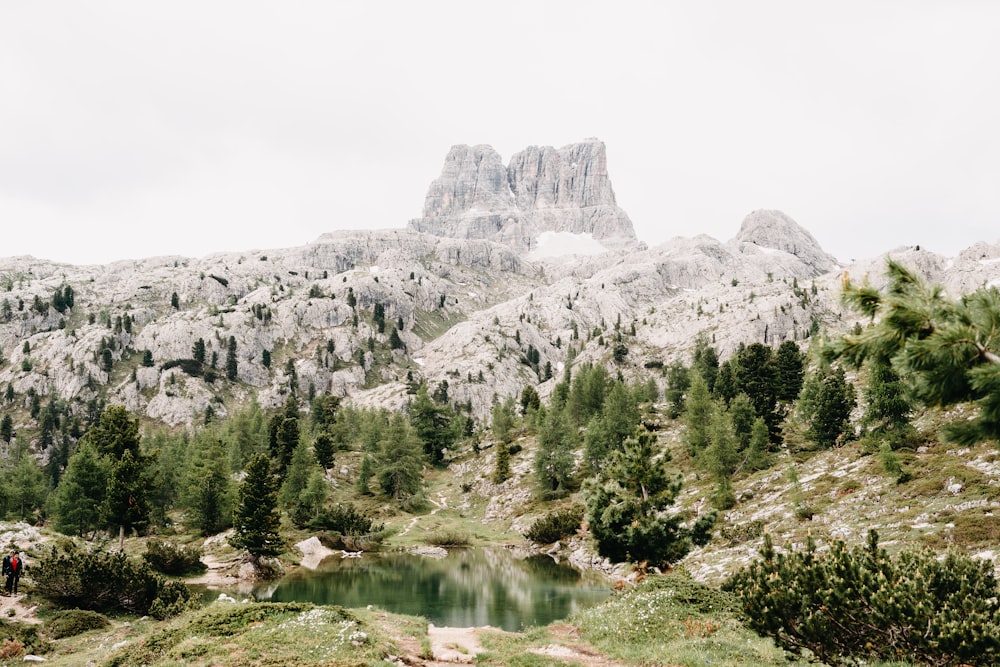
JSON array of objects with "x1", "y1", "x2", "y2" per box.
[
  {"x1": 732, "y1": 210, "x2": 839, "y2": 276},
  {"x1": 409, "y1": 139, "x2": 638, "y2": 253}
]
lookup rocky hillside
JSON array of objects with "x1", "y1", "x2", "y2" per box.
[{"x1": 2, "y1": 140, "x2": 1000, "y2": 444}]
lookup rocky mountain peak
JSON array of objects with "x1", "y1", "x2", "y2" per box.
[
  {"x1": 420, "y1": 144, "x2": 514, "y2": 218},
  {"x1": 409, "y1": 140, "x2": 638, "y2": 253},
  {"x1": 733, "y1": 209, "x2": 839, "y2": 275}
]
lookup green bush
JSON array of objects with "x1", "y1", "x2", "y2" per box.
[
  {"x1": 0, "y1": 619, "x2": 48, "y2": 655},
  {"x1": 311, "y1": 502, "x2": 383, "y2": 535},
  {"x1": 724, "y1": 530, "x2": 1000, "y2": 666},
  {"x1": 32, "y1": 545, "x2": 193, "y2": 617},
  {"x1": 45, "y1": 609, "x2": 110, "y2": 639},
  {"x1": 143, "y1": 540, "x2": 207, "y2": 576},
  {"x1": 524, "y1": 505, "x2": 584, "y2": 544}
]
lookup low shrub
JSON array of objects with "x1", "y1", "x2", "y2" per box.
[
  {"x1": 32, "y1": 544, "x2": 193, "y2": 617},
  {"x1": 143, "y1": 540, "x2": 207, "y2": 576},
  {"x1": 0, "y1": 638, "x2": 24, "y2": 660},
  {"x1": 159, "y1": 358, "x2": 203, "y2": 376},
  {"x1": 311, "y1": 503, "x2": 384, "y2": 536},
  {"x1": 45, "y1": 609, "x2": 110, "y2": 639},
  {"x1": 724, "y1": 530, "x2": 1000, "y2": 666},
  {"x1": 0, "y1": 619, "x2": 48, "y2": 656},
  {"x1": 426, "y1": 531, "x2": 471, "y2": 547},
  {"x1": 523, "y1": 505, "x2": 584, "y2": 544}
]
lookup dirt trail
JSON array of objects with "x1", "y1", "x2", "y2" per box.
[
  {"x1": 410, "y1": 623, "x2": 625, "y2": 666},
  {"x1": 398, "y1": 494, "x2": 448, "y2": 537},
  {"x1": 425, "y1": 625, "x2": 485, "y2": 664},
  {"x1": 0, "y1": 591, "x2": 40, "y2": 625}
]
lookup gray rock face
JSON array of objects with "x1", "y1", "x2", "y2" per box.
[
  {"x1": 734, "y1": 210, "x2": 839, "y2": 275},
  {"x1": 420, "y1": 145, "x2": 514, "y2": 218},
  {"x1": 409, "y1": 139, "x2": 638, "y2": 252}
]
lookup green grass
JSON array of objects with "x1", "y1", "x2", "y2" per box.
[
  {"x1": 88, "y1": 602, "x2": 391, "y2": 667},
  {"x1": 571, "y1": 570, "x2": 801, "y2": 666},
  {"x1": 411, "y1": 309, "x2": 467, "y2": 342}
]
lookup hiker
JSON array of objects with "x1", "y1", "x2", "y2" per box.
[
  {"x1": 3, "y1": 551, "x2": 21, "y2": 595},
  {"x1": 1, "y1": 552, "x2": 9, "y2": 594}
]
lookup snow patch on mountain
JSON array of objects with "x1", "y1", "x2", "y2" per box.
[{"x1": 527, "y1": 231, "x2": 608, "y2": 260}]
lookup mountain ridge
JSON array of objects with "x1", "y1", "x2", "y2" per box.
[{"x1": 2, "y1": 141, "x2": 1000, "y2": 437}]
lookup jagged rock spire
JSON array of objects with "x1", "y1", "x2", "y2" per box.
[{"x1": 409, "y1": 140, "x2": 637, "y2": 252}]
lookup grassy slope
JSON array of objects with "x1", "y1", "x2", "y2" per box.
[{"x1": 11, "y1": 403, "x2": 1000, "y2": 666}]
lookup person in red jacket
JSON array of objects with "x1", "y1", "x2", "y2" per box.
[{"x1": 2, "y1": 551, "x2": 21, "y2": 595}]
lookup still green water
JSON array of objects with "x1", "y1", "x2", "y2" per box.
[{"x1": 247, "y1": 548, "x2": 610, "y2": 631}]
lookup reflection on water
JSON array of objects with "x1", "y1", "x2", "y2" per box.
[{"x1": 242, "y1": 548, "x2": 610, "y2": 631}]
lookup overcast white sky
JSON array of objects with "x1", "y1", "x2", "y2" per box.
[{"x1": 2, "y1": 2, "x2": 998, "y2": 265}]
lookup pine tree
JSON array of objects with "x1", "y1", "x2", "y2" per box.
[
  {"x1": 692, "y1": 334, "x2": 720, "y2": 392},
  {"x1": 389, "y1": 327, "x2": 405, "y2": 350},
  {"x1": 714, "y1": 359, "x2": 737, "y2": 404},
  {"x1": 190, "y1": 465, "x2": 232, "y2": 537},
  {"x1": 728, "y1": 392, "x2": 755, "y2": 451},
  {"x1": 861, "y1": 354, "x2": 915, "y2": 448},
  {"x1": 375, "y1": 414, "x2": 424, "y2": 502},
  {"x1": 664, "y1": 362, "x2": 690, "y2": 419},
  {"x1": 225, "y1": 335, "x2": 238, "y2": 381},
  {"x1": 735, "y1": 342, "x2": 780, "y2": 441},
  {"x1": 182, "y1": 434, "x2": 233, "y2": 537},
  {"x1": 773, "y1": 340, "x2": 805, "y2": 402},
  {"x1": 268, "y1": 396, "x2": 301, "y2": 474},
  {"x1": 280, "y1": 440, "x2": 321, "y2": 526},
  {"x1": 491, "y1": 399, "x2": 516, "y2": 484},
  {"x1": 4, "y1": 455, "x2": 48, "y2": 521},
  {"x1": 726, "y1": 530, "x2": 1000, "y2": 666},
  {"x1": 803, "y1": 366, "x2": 857, "y2": 448},
  {"x1": 102, "y1": 448, "x2": 150, "y2": 550},
  {"x1": 229, "y1": 453, "x2": 283, "y2": 563},
  {"x1": 534, "y1": 407, "x2": 575, "y2": 493},
  {"x1": 313, "y1": 432, "x2": 335, "y2": 470},
  {"x1": 356, "y1": 454, "x2": 374, "y2": 495},
  {"x1": 829, "y1": 259, "x2": 1000, "y2": 445},
  {"x1": 746, "y1": 417, "x2": 771, "y2": 470},
  {"x1": 706, "y1": 409, "x2": 739, "y2": 509},
  {"x1": 192, "y1": 338, "x2": 206, "y2": 365},
  {"x1": 520, "y1": 385, "x2": 541, "y2": 415},
  {"x1": 492, "y1": 440, "x2": 511, "y2": 485},
  {"x1": 100, "y1": 348, "x2": 113, "y2": 374},
  {"x1": 83, "y1": 405, "x2": 139, "y2": 460},
  {"x1": 583, "y1": 382, "x2": 639, "y2": 471},
  {"x1": 51, "y1": 443, "x2": 108, "y2": 537},
  {"x1": 298, "y1": 470, "x2": 329, "y2": 527},
  {"x1": 585, "y1": 431, "x2": 715, "y2": 569},
  {"x1": 409, "y1": 385, "x2": 455, "y2": 465},
  {"x1": 683, "y1": 373, "x2": 714, "y2": 456}
]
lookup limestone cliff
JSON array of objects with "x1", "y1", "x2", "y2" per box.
[{"x1": 408, "y1": 139, "x2": 638, "y2": 252}]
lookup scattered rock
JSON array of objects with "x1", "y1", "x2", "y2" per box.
[{"x1": 295, "y1": 536, "x2": 337, "y2": 569}]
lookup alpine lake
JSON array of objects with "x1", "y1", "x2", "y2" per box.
[{"x1": 212, "y1": 548, "x2": 611, "y2": 631}]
